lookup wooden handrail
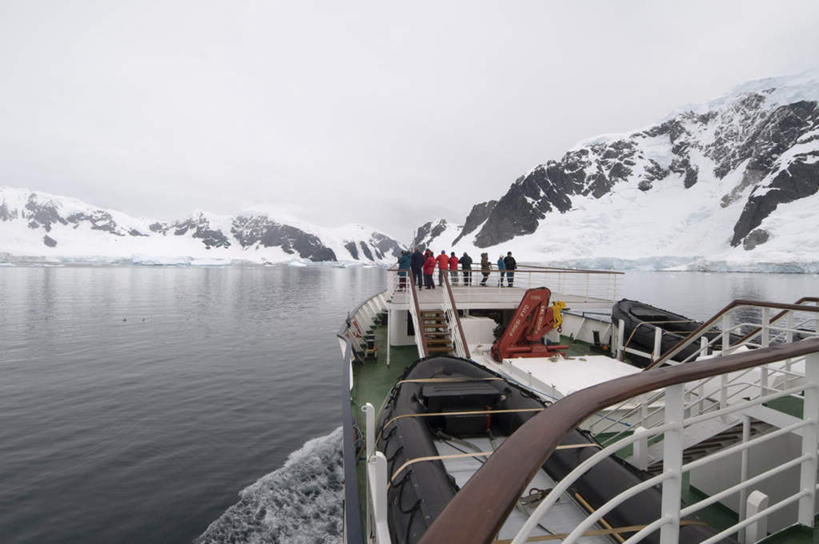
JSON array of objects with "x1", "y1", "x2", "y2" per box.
[
  {"x1": 647, "y1": 298, "x2": 819, "y2": 369},
  {"x1": 442, "y1": 272, "x2": 472, "y2": 359},
  {"x1": 408, "y1": 271, "x2": 429, "y2": 357},
  {"x1": 419, "y1": 337, "x2": 819, "y2": 544}
]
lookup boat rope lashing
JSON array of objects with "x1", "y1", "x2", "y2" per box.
[
  {"x1": 388, "y1": 443, "x2": 600, "y2": 484},
  {"x1": 518, "y1": 487, "x2": 551, "y2": 506},
  {"x1": 389, "y1": 451, "x2": 494, "y2": 484},
  {"x1": 491, "y1": 520, "x2": 709, "y2": 543},
  {"x1": 376, "y1": 408, "x2": 545, "y2": 444},
  {"x1": 395, "y1": 377, "x2": 505, "y2": 385},
  {"x1": 574, "y1": 491, "x2": 624, "y2": 543}
]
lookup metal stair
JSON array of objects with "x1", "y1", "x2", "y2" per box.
[
  {"x1": 640, "y1": 419, "x2": 775, "y2": 475},
  {"x1": 420, "y1": 310, "x2": 453, "y2": 355}
]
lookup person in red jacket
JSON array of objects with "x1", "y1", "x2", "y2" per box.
[
  {"x1": 448, "y1": 252, "x2": 459, "y2": 285},
  {"x1": 436, "y1": 250, "x2": 449, "y2": 286},
  {"x1": 422, "y1": 250, "x2": 436, "y2": 289}
]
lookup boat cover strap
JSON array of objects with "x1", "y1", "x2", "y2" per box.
[
  {"x1": 396, "y1": 377, "x2": 505, "y2": 385},
  {"x1": 382, "y1": 407, "x2": 544, "y2": 434},
  {"x1": 491, "y1": 520, "x2": 708, "y2": 543},
  {"x1": 389, "y1": 444, "x2": 600, "y2": 483}
]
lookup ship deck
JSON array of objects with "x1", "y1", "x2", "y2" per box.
[{"x1": 350, "y1": 318, "x2": 817, "y2": 543}]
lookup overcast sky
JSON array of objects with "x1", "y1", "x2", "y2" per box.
[{"x1": 1, "y1": 1, "x2": 817, "y2": 239}]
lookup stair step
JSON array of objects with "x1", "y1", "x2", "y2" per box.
[
  {"x1": 426, "y1": 339, "x2": 452, "y2": 345},
  {"x1": 645, "y1": 420, "x2": 776, "y2": 475}
]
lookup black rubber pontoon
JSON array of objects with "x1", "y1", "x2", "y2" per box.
[{"x1": 612, "y1": 299, "x2": 738, "y2": 367}]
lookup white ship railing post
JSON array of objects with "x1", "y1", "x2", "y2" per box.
[
  {"x1": 745, "y1": 491, "x2": 769, "y2": 544},
  {"x1": 362, "y1": 403, "x2": 375, "y2": 540},
  {"x1": 761, "y1": 308, "x2": 770, "y2": 395},
  {"x1": 653, "y1": 327, "x2": 663, "y2": 364},
  {"x1": 368, "y1": 452, "x2": 390, "y2": 544},
  {"x1": 797, "y1": 352, "x2": 819, "y2": 527},
  {"x1": 738, "y1": 415, "x2": 751, "y2": 542},
  {"x1": 633, "y1": 425, "x2": 649, "y2": 471},
  {"x1": 659, "y1": 384, "x2": 684, "y2": 544},
  {"x1": 616, "y1": 319, "x2": 625, "y2": 361},
  {"x1": 386, "y1": 309, "x2": 392, "y2": 367},
  {"x1": 721, "y1": 314, "x2": 730, "y2": 417}
]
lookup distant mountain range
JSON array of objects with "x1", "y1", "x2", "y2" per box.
[
  {"x1": 0, "y1": 187, "x2": 403, "y2": 264},
  {"x1": 413, "y1": 70, "x2": 819, "y2": 272},
  {"x1": 2, "y1": 71, "x2": 817, "y2": 270}
]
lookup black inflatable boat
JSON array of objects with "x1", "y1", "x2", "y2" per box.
[
  {"x1": 612, "y1": 299, "x2": 739, "y2": 367},
  {"x1": 375, "y1": 355, "x2": 722, "y2": 544}
]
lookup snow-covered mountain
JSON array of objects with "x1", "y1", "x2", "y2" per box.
[
  {"x1": 418, "y1": 71, "x2": 819, "y2": 272},
  {"x1": 0, "y1": 187, "x2": 403, "y2": 265}
]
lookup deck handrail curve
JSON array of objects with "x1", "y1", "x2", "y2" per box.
[
  {"x1": 647, "y1": 298, "x2": 819, "y2": 369},
  {"x1": 418, "y1": 336, "x2": 819, "y2": 544}
]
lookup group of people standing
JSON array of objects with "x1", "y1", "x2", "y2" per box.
[{"x1": 397, "y1": 248, "x2": 517, "y2": 290}]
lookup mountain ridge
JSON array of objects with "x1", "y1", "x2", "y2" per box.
[
  {"x1": 0, "y1": 186, "x2": 403, "y2": 265},
  {"x1": 413, "y1": 70, "x2": 819, "y2": 272}
]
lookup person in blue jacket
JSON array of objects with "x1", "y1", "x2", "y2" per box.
[
  {"x1": 497, "y1": 255, "x2": 506, "y2": 287},
  {"x1": 397, "y1": 250, "x2": 412, "y2": 291}
]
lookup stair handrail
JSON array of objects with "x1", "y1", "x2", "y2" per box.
[
  {"x1": 418, "y1": 337, "x2": 819, "y2": 544},
  {"x1": 646, "y1": 298, "x2": 819, "y2": 370},
  {"x1": 407, "y1": 271, "x2": 428, "y2": 358},
  {"x1": 441, "y1": 272, "x2": 471, "y2": 360}
]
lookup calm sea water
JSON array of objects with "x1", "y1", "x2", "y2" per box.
[
  {"x1": 0, "y1": 265, "x2": 384, "y2": 544},
  {"x1": 0, "y1": 266, "x2": 816, "y2": 543}
]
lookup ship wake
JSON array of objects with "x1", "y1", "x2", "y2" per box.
[{"x1": 196, "y1": 427, "x2": 344, "y2": 544}]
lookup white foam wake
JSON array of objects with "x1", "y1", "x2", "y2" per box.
[{"x1": 196, "y1": 427, "x2": 344, "y2": 544}]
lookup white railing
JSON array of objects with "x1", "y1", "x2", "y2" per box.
[
  {"x1": 386, "y1": 266, "x2": 623, "y2": 305},
  {"x1": 595, "y1": 300, "x2": 819, "y2": 439},
  {"x1": 512, "y1": 349, "x2": 819, "y2": 544}
]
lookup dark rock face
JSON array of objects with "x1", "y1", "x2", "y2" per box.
[
  {"x1": 25, "y1": 197, "x2": 67, "y2": 232},
  {"x1": 743, "y1": 229, "x2": 770, "y2": 250},
  {"x1": 232, "y1": 215, "x2": 336, "y2": 262},
  {"x1": 731, "y1": 157, "x2": 819, "y2": 246},
  {"x1": 0, "y1": 202, "x2": 14, "y2": 221},
  {"x1": 453, "y1": 200, "x2": 497, "y2": 245},
  {"x1": 358, "y1": 241, "x2": 374, "y2": 260},
  {"x1": 344, "y1": 241, "x2": 359, "y2": 260},
  {"x1": 172, "y1": 217, "x2": 231, "y2": 249},
  {"x1": 411, "y1": 219, "x2": 448, "y2": 250},
  {"x1": 66, "y1": 211, "x2": 128, "y2": 236},
  {"x1": 43, "y1": 235, "x2": 57, "y2": 247},
  {"x1": 370, "y1": 232, "x2": 403, "y2": 259}
]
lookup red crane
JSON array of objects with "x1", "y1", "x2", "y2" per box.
[{"x1": 491, "y1": 287, "x2": 568, "y2": 361}]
